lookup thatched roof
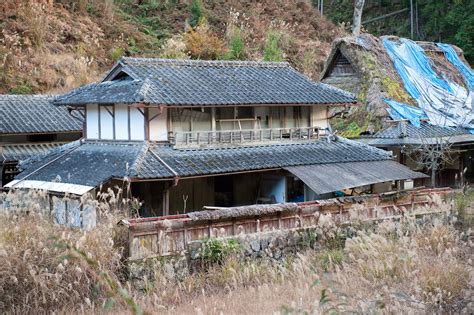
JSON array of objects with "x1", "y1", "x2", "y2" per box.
[{"x1": 320, "y1": 33, "x2": 471, "y2": 121}]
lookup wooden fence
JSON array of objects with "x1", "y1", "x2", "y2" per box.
[{"x1": 122, "y1": 188, "x2": 452, "y2": 260}]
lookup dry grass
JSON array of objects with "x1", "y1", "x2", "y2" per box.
[{"x1": 0, "y1": 190, "x2": 472, "y2": 314}]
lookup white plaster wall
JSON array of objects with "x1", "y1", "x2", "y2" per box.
[
  {"x1": 311, "y1": 106, "x2": 329, "y2": 129},
  {"x1": 100, "y1": 105, "x2": 114, "y2": 140},
  {"x1": 149, "y1": 107, "x2": 168, "y2": 141},
  {"x1": 115, "y1": 103, "x2": 129, "y2": 140},
  {"x1": 130, "y1": 107, "x2": 145, "y2": 140},
  {"x1": 86, "y1": 104, "x2": 99, "y2": 139}
]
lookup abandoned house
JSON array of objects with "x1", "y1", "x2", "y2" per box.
[
  {"x1": 0, "y1": 95, "x2": 83, "y2": 188},
  {"x1": 321, "y1": 34, "x2": 474, "y2": 187},
  {"x1": 5, "y1": 58, "x2": 426, "y2": 225}
]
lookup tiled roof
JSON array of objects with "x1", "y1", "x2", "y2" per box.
[
  {"x1": 1, "y1": 142, "x2": 67, "y2": 163},
  {"x1": 373, "y1": 122, "x2": 470, "y2": 139},
  {"x1": 361, "y1": 121, "x2": 474, "y2": 146},
  {"x1": 55, "y1": 58, "x2": 356, "y2": 106},
  {"x1": 17, "y1": 141, "x2": 149, "y2": 186},
  {"x1": 16, "y1": 138, "x2": 390, "y2": 187},
  {"x1": 0, "y1": 95, "x2": 83, "y2": 134}
]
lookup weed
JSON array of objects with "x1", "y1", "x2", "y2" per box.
[{"x1": 199, "y1": 237, "x2": 242, "y2": 265}]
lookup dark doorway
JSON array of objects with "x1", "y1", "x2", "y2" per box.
[{"x1": 215, "y1": 175, "x2": 234, "y2": 207}]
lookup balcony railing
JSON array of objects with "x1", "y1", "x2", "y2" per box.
[{"x1": 171, "y1": 127, "x2": 329, "y2": 147}]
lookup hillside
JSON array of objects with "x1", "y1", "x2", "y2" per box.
[{"x1": 0, "y1": 0, "x2": 343, "y2": 94}]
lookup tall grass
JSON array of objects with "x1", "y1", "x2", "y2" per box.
[{"x1": 0, "y1": 190, "x2": 472, "y2": 313}]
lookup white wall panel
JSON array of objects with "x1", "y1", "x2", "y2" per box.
[
  {"x1": 100, "y1": 105, "x2": 114, "y2": 140},
  {"x1": 115, "y1": 103, "x2": 129, "y2": 140},
  {"x1": 86, "y1": 104, "x2": 99, "y2": 139},
  {"x1": 149, "y1": 108, "x2": 168, "y2": 141},
  {"x1": 311, "y1": 106, "x2": 328, "y2": 129},
  {"x1": 130, "y1": 107, "x2": 145, "y2": 140}
]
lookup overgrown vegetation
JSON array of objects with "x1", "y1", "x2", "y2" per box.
[
  {"x1": 323, "y1": 0, "x2": 473, "y2": 63},
  {"x1": 0, "y1": 0, "x2": 343, "y2": 94},
  {"x1": 0, "y1": 190, "x2": 472, "y2": 313}
]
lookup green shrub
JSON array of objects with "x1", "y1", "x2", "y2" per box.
[
  {"x1": 200, "y1": 238, "x2": 241, "y2": 265},
  {"x1": 264, "y1": 31, "x2": 284, "y2": 62},
  {"x1": 224, "y1": 28, "x2": 246, "y2": 60},
  {"x1": 189, "y1": 0, "x2": 204, "y2": 28},
  {"x1": 110, "y1": 47, "x2": 124, "y2": 61},
  {"x1": 9, "y1": 83, "x2": 33, "y2": 94}
]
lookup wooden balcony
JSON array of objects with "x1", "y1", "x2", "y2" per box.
[{"x1": 171, "y1": 127, "x2": 329, "y2": 147}]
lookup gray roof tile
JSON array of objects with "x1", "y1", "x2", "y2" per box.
[
  {"x1": 1, "y1": 142, "x2": 67, "y2": 162},
  {"x1": 16, "y1": 138, "x2": 391, "y2": 187},
  {"x1": 55, "y1": 58, "x2": 356, "y2": 106},
  {"x1": 0, "y1": 95, "x2": 83, "y2": 134},
  {"x1": 373, "y1": 122, "x2": 469, "y2": 139}
]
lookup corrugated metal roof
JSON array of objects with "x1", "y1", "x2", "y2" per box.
[
  {"x1": 285, "y1": 160, "x2": 427, "y2": 195},
  {"x1": 0, "y1": 95, "x2": 83, "y2": 134},
  {"x1": 55, "y1": 58, "x2": 356, "y2": 106},
  {"x1": 5, "y1": 180, "x2": 93, "y2": 195},
  {"x1": 1, "y1": 142, "x2": 67, "y2": 162}
]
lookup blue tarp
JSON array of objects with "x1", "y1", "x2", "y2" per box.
[
  {"x1": 437, "y1": 43, "x2": 474, "y2": 90},
  {"x1": 383, "y1": 38, "x2": 474, "y2": 130},
  {"x1": 384, "y1": 99, "x2": 427, "y2": 128}
]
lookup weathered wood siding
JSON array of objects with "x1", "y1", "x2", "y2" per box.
[{"x1": 124, "y1": 188, "x2": 451, "y2": 260}]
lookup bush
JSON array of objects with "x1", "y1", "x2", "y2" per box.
[
  {"x1": 184, "y1": 22, "x2": 225, "y2": 59},
  {"x1": 264, "y1": 31, "x2": 284, "y2": 62},
  {"x1": 110, "y1": 47, "x2": 124, "y2": 61},
  {"x1": 199, "y1": 237, "x2": 242, "y2": 265},
  {"x1": 189, "y1": 0, "x2": 204, "y2": 28},
  {"x1": 224, "y1": 28, "x2": 246, "y2": 60}
]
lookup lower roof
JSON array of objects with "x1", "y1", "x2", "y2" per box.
[
  {"x1": 285, "y1": 160, "x2": 426, "y2": 195},
  {"x1": 0, "y1": 95, "x2": 83, "y2": 135},
  {"x1": 13, "y1": 138, "x2": 392, "y2": 188},
  {"x1": 363, "y1": 122, "x2": 474, "y2": 146},
  {"x1": 1, "y1": 142, "x2": 68, "y2": 163}
]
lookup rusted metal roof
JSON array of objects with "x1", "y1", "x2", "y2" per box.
[{"x1": 285, "y1": 160, "x2": 427, "y2": 195}]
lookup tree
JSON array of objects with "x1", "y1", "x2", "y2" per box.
[
  {"x1": 403, "y1": 132, "x2": 457, "y2": 187},
  {"x1": 189, "y1": 0, "x2": 204, "y2": 29},
  {"x1": 352, "y1": 0, "x2": 365, "y2": 36},
  {"x1": 263, "y1": 31, "x2": 283, "y2": 62}
]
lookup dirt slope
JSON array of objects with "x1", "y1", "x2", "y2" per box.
[{"x1": 0, "y1": 0, "x2": 343, "y2": 94}]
